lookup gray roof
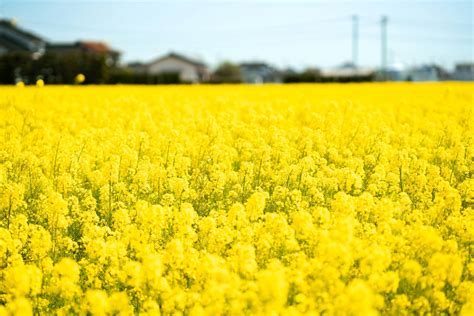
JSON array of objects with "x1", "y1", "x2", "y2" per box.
[
  {"x1": 240, "y1": 62, "x2": 270, "y2": 68},
  {"x1": 0, "y1": 35, "x2": 27, "y2": 51},
  {"x1": 150, "y1": 52, "x2": 206, "y2": 68},
  {"x1": 0, "y1": 19, "x2": 45, "y2": 43},
  {"x1": 321, "y1": 67, "x2": 375, "y2": 78},
  {"x1": 0, "y1": 19, "x2": 46, "y2": 54}
]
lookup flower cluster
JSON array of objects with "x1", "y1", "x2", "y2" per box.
[{"x1": 0, "y1": 83, "x2": 473, "y2": 315}]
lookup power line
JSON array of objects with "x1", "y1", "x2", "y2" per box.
[
  {"x1": 393, "y1": 17, "x2": 473, "y2": 27},
  {"x1": 359, "y1": 15, "x2": 473, "y2": 27},
  {"x1": 19, "y1": 17, "x2": 473, "y2": 43},
  {"x1": 19, "y1": 15, "x2": 349, "y2": 34},
  {"x1": 362, "y1": 31, "x2": 472, "y2": 43}
]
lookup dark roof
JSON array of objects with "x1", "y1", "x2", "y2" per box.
[
  {"x1": 0, "y1": 19, "x2": 45, "y2": 43},
  {"x1": 455, "y1": 63, "x2": 474, "y2": 70},
  {"x1": 0, "y1": 35, "x2": 29, "y2": 51},
  {"x1": 79, "y1": 41, "x2": 113, "y2": 53},
  {"x1": 150, "y1": 52, "x2": 206, "y2": 68},
  {"x1": 47, "y1": 41, "x2": 119, "y2": 55},
  {"x1": 239, "y1": 63, "x2": 279, "y2": 73},
  {"x1": 46, "y1": 42, "x2": 77, "y2": 50},
  {"x1": 0, "y1": 19, "x2": 120, "y2": 57},
  {"x1": 240, "y1": 62, "x2": 269, "y2": 68},
  {"x1": 127, "y1": 61, "x2": 146, "y2": 67}
]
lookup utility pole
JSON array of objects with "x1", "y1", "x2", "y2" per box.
[
  {"x1": 381, "y1": 15, "x2": 388, "y2": 80},
  {"x1": 352, "y1": 15, "x2": 359, "y2": 68}
]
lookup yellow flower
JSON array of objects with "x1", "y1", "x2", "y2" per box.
[
  {"x1": 4, "y1": 264, "x2": 42, "y2": 297},
  {"x1": 401, "y1": 259, "x2": 422, "y2": 284},
  {"x1": 75, "y1": 73, "x2": 86, "y2": 84},
  {"x1": 245, "y1": 191, "x2": 268, "y2": 221},
  {"x1": 84, "y1": 290, "x2": 109, "y2": 316},
  {"x1": 27, "y1": 224, "x2": 52, "y2": 260},
  {"x1": 257, "y1": 260, "x2": 288, "y2": 309},
  {"x1": 50, "y1": 258, "x2": 81, "y2": 298},
  {"x1": 0, "y1": 83, "x2": 472, "y2": 314},
  {"x1": 341, "y1": 279, "x2": 380, "y2": 316},
  {"x1": 5, "y1": 297, "x2": 32, "y2": 316}
]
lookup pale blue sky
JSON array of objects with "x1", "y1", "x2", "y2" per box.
[{"x1": 2, "y1": 0, "x2": 473, "y2": 69}]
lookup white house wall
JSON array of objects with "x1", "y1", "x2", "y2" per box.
[{"x1": 147, "y1": 56, "x2": 200, "y2": 82}]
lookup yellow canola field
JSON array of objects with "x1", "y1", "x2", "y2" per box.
[{"x1": 0, "y1": 83, "x2": 473, "y2": 315}]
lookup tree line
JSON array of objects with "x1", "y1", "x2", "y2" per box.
[{"x1": 0, "y1": 52, "x2": 375, "y2": 84}]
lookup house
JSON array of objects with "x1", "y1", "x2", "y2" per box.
[
  {"x1": 385, "y1": 63, "x2": 409, "y2": 81},
  {"x1": 321, "y1": 63, "x2": 375, "y2": 82},
  {"x1": 239, "y1": 62, "x2": 281, "y2": 83},
  {"x1": 0, "y1": 19, "x2": 120, "y2": 65},
  {"x1": 146, "y1": 52, "x2": 209, "y2": 83},
  {"x1": 407, "y1": 64, "x2": 449, "y2": 82},
  {"x1": 47, "y1": 41, "x2": 120, "y2": 66},
  {"x1": 451, "y1": 63, "x2": 474, "y2": 81},
  {"x1": 0, "y1": 19, "x2": 46, "y2": 58},
  {"x1": 126, "y1": 61, "x2": 147, "y2": 74}
]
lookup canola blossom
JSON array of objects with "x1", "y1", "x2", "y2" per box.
[
  {"x1": 0, "y1": 83, "x2": 473, "y2": 315},
  {"x1": 75, "y1": 74, "x2": 86, "y2": 85}
]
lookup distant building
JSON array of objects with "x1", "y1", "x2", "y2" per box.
[
  {"x1": 385, "y1": 63, "x2": 409, "y2": 81},
  {"x1": 47, "y1": 41, "x2": 120, "y2": 66},
  {"x1": 407, "y1": 64, "x2": 450, "y2": 82},
  {"x1": 321, "y1": 63, "x2": 375, "y2": 82},
  {"x1": 0, "y1": 19, "x2": 120, "y2": 65},
  {"x1": 146, "y1": 52, "x2": 209, "y2": 83},
  {"x1": 239, "y1": 62, "x2": 281, "y2": 83},
  {"x1": 126, "y1": 61, "x2": 147, "y2": 74},
  {"x1": 0, "y1": 19, "x2": 46, "y2": 58},
  {"x1": 451, "y1": 63, "x2": 474, "y2": 81}
]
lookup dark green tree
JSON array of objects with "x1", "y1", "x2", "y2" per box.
[{"x1": 211, "y1": 62, "x2": 242, "y2": 83}]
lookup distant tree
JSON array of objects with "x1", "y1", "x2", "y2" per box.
[
  {"x1": 155, "y1": 72, "x2": 181, "y2": 84},
  {"x1": 300, "y1": 68, "x2": 321, "y2": 82},
  {"x1": 0, "y1": 52, "x2": 32, "y2": 84},
  {"x1": 211, "y1": 62, "x2": 242, "y2": 83},
  {"x1": 283, "y1": 67, "x2": 321, "y2": 83},
  {"x1": 108, "y1": 69, "x2": 182, "y2": 84},
  {"x1": 0, "y1": 51, "x2": 112, "y2": 84}
]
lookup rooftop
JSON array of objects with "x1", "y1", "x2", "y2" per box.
[
  {"x1": 47, "y1": 41, "x2": 118, "y2": 54},
  {"x1": 0, "y1": 19, "x2": 45, "y2": 43},
  {"x1": 150, "y1": 52, "x2": 206, "y2": 68}
]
